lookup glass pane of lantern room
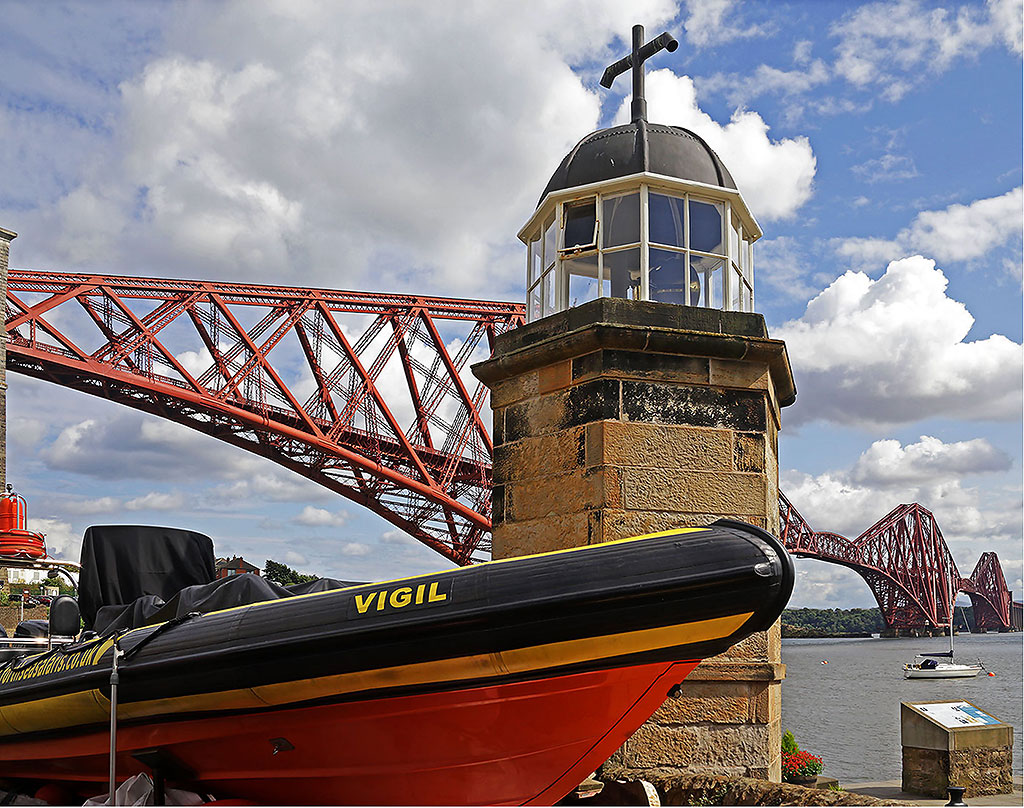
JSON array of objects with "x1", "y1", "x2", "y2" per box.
[
  {"x1": 729, "y1": 267, "x2": 742, "y2": 311},
  {"x1": 689, "y1": 199, "x2": 724, "y2": 254},
  {"x1": 563, "y1": 199, "x2": 597, "y2": 251},
  {"x1": 649, "y1": 248, "x2": 699, "y2": 305},
  {"x1": 542, "y1": 271, "x2": 556, "y2": 316},
  {"x1": 564, "y1": 253, "x2": 600, "y2": 307},
  {"x1": 649, "y1": 193, "x2": 685, "y2": 247},
  {"x1": 543, "y1": 214, "x2": 557, "y2": 269},
  {"x1": 529, "y1": 281, "x2": 542, "y2": 321},
  {"x1": 604, "y1": 248, "x2": 641, "y2": 299},
  {"x1": 529, "y1": 234, "x2": 542, "y2": 287},
  {"x1": 692, "y1": 255, "x2": 723, "y2": 309},
  {"x1": 602, "y1": 193, "x2": 640, "y2": 248}
]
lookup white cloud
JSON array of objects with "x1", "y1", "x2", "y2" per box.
[
  {"x1": 341, "y1": 542, "x2": 371, "y2": 557},
  {"x1": 990, "y1": 0, "x2": 1024, "y2": 54},
  {"x1": 835, "y1": 187, "x2": 1023, "y2": 271},
  {"x1": 23, "y1": 0, "x2": 680, "y2": 299},
  {"x1": 294, "y1": 505, "x2": 349, "y2": 527},
  {"x1": 682, "y1": 0, "x2": 768, "y2": 47},
  {"x1": 62, "y1": 496, "x2": 124, "y2": 515},
  {"x1": 380, "y1": 529, "x2": 416, "y2": 546},
  {"x1": 851, "y1": 153, "x2": 918, "y2": 183},
  {"x1": 698, "y1": 60, "x2": 831, "y2": 115},
  {"x1": 618, "y1": 70, "x2": 816, "y2": 221},
  {"x1": 903, "y1": 187, "x2": 1023, "y2": 264},
  {"x1": 850, "y1": 436, "x2": 1011, "y2": 485},
  {"x1": 124, "y1": 491, "x2": 187, "y2": 511},
  {"x1": 775, "y1": 256, "x2": 1023, "y2": 426},
  {"x1": 831, "y1": 0, "x2": 1023, "y2": 101},
  {"x1": 284, "y1": 550, "x2": 307, "y2": 566},
  {"x1": 28, "y1": 517, "x2": 81, "y2": 562}
]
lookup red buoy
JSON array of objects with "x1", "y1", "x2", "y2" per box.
[{"x1": 0, "y1": 491, "x2": 46, "y2": 559}]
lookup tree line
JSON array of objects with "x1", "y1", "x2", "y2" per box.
[{"x1": 782, "y1": 605, "x2": 978, "y2": 637}]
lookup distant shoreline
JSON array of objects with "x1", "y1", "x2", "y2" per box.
[{"x1": 782, "y1": 628, "x2": 874, "y2": 639}]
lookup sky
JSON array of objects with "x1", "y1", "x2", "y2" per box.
[{"x1": 0, "y1": 0, "x2": 1021, "y2": 609}]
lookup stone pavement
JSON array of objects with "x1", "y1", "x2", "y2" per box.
[{"x1": 845, "y1": 775, "x2": 1023, "y2": 806}]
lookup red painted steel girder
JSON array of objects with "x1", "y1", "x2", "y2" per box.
[
  {"x1": 5, "y1": 270, "x2": 523, "y2": 565},
  {"x1": 778, "y1": 492, "x2": 1011, "y2": 630},
  {"x1": 967, "y1": 553, "x2": 1012, "y2": 631}
]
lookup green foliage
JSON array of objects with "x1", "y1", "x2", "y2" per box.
[
  {"x1": 781, "y1": 607, "x2": 886, "y2": 637},
  {"x1": 827, "y1": 783, "x2": 843, "y2": 792},
  {"x1": 264, "y1": 559, "x2": 318, "y2": 586},
  {"x1": 781, "y1": 729, "x2": 799, "y2": 754}
]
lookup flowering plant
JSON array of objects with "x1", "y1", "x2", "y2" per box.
[{"x1": 781, "y1": 750, "x2": 823, "y2": 782}]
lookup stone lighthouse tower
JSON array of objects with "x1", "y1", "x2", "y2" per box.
[{"x1": 474, "y1": 26, "x2": 796, "y2": 781}]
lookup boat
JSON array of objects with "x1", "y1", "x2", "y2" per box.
[
  {"x1": 903, "y1": 579, "x2": 984, "y2": 679},
  {"x1": 903, "y1": 656, "x2": 983, "y2": 679},
  {"x1": 0, "y1": 517, "x2": 793, "y2": 805}
]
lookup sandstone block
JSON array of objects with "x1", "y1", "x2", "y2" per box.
[
  {"x1": 708, "y1": 358, "x2": 769, "y2": 391},
  {"x1": 733, "y1": 432, "x2": 766, "y2": 473},
  {"x1": 588, "y1": 510, "x2": 726, "y2": 545},
  {"x1": 505, "y1": 467, "x2": 624, "y2": 522},
  {"x1": 492, "y1": 428, "x2": 586, "y2": 480},
  {"x1": 623, "y1": 469, "x2": 766, "y2": 516},
  {"x1": 491, "y1": 511, "x2": 592, "y2": 558},
  {"x1": 573, "y1": 349, "x2": 710, "y2": 385},
  {"x1": 537, "y1": 360, "x2": 572, "y2": 394},
  {"x1": 654, "y1": 681, "x2": 751, "y2": 724},
  {"x1": 709, "y1": 628, "x2": 769, "y2": 662},
  {"x1": 623, "y1": 722, "x2": 773, "y2": 770},
  {"x1": 586, "y1": 421, "x2": 734, "y2": 472},
  {"x1": 489, "y1": 370, "x2": 539, "y2": 409},
  {"x1": 685, "y1": 661, "x2": 786, "y2": 682}
]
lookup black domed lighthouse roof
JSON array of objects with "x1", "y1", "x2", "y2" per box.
[{"x1": 539, "y1": 119, "x2": 736, "y2": 205}]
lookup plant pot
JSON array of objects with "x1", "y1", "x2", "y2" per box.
[{"x1": 786, "y1": 776, "x2": 819, "y2": 786}]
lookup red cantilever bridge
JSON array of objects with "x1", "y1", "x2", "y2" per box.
[{"x1": 4, "y1": 270, "x2": 1013, "y2": 632}]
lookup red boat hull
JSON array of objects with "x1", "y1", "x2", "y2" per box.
[{"x1": 3, "y1": 661, "x2": 697, "y2": 805}]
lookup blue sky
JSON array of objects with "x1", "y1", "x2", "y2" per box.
[{"x1": 1, "y1": 0, "x2": 1021, "y2": 608}]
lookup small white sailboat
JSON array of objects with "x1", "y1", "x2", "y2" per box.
[
  {"x1": 903, "y1": 588, "x2": 984, "y2": 679},
  {"x1": 903, "y1": 655, "x2": 984, "y2": 679}
]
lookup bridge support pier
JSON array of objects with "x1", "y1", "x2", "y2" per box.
[
  {"x1": 0, "y1": 227, "x2": 14, "y2": 491},
  {"x1": 474, "y1": 298, "x2": 796, "y2": 782}
]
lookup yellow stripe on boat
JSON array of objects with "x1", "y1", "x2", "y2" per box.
[
  {"x1": 124, "y1": 611, "x2": 753, "y2": 719},
  {"x1": 0, "y1": 609, "x2": 751, "y2": 736}
]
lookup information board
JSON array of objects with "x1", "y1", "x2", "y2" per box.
[{"x1": 912, "y1": 701, "x2": 1000, "y2": 728}]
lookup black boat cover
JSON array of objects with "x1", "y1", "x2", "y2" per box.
[
  {"x1": 14, "y1": 620, "x2": 48, "y2": 638},
  {"x1": 92, "y1": 575, "x2": 362, "y2": 635},
  {"x1": 78, "y1": 525, "x2": 217, "y2": 630}
]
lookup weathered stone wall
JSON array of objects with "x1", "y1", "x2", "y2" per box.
[
  {"x1": 647, "y1": 772, "x2": 907, "y2": 806},
  {"x1": 474, "y1": 297, "x2": 796, "y2": 782},
  {"x1": 0, "y1": 228, "x2": 13, "y2": 491},
  {"x1": 902, "y1": 745, "x2": 1014, "y2": 798}
]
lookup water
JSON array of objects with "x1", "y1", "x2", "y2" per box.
[{"x1": 781, "y1": 632, "x2": 1023, "y2": 783}]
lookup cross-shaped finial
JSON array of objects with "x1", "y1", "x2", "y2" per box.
[{"x1": 600, "y1": 25, "x2": 679, "y2": 123}]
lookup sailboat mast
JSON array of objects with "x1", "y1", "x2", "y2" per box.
[{"x1": 949, "y1": 567, "x2": 955, "y2": 656}]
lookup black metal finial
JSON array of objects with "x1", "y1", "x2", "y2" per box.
[{"x1": 600, "y1": 25, "x2": 678, "y2": 122}]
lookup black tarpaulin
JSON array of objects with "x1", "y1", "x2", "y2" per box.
[
  {"x1": 92, "y1": 574, "x2": 357, "y2": 635},
  {"x1": 78, "y1": 525, "x2": 216, "y2": 630}
]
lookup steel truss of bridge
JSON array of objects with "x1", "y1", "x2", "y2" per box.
[{"x1": 4, "y1": 270, "x2": 1013, "y2": 630}]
